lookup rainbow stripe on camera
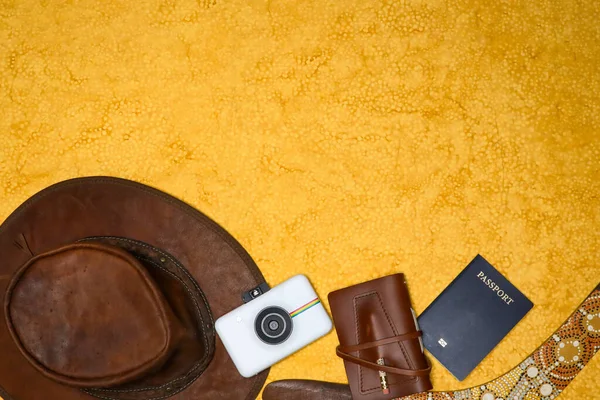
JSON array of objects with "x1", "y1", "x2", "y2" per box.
[{"x1": 289, "y1": 298, "x2": 320, "y2": 318}]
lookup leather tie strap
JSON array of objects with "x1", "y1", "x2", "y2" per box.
[
  {"x1": 338, "y1": 330, "x2": 423, "y2": 353},
  {"x1": 336, "y1": 330, "x2": 431, "y2": 377}
]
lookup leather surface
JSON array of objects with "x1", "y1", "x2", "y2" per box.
[
  {"x1": 0, "y1": 177, "x2": 269, "y2": 400},
  {"x1": 263, "y1": 380, "x2": 352, "y2": 400},
  {"x1": 328, "y1": 274, "x2": 432, "y2": 399},
  {"x1": 5, "y1": 243, "x2": 180, "y2": 388},
  {"x1": 78, "y1": 236, "x2": 212, "y2": 400}
]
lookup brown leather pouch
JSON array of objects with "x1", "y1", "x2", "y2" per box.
[{"x1": 328, "y1": 274, "x2": 432, "y2": 399}]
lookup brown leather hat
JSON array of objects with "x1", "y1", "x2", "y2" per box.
[{"x1": 0, "y1": 177, "x2": 269, "y2": 400}]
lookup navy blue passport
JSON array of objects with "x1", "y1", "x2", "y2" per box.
[{"x1": 417, "y1": 255, "x2": 533, "y2": 381}]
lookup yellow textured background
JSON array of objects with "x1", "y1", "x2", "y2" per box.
[{"x1": 1, "y1": 0, "x2": 599, "y2": 398}]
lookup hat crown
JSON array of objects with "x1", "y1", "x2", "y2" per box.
[
  {"x1": 0, "y1": 177, "x2": 268, "y2": 400},
  {"x1": 5, "y1": 243, "x2": 180, "y2": 388}
]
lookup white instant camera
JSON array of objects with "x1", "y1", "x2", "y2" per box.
[{"x1": 215, "y1": 275, "x2": 332, "y2": 377}]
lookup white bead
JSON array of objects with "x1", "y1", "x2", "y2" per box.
[
  {"x1": 573, "y1": 340, "x2": 579, "y2": 347},
  {"x1": 559, "y1": 342, "x2": 565, "y2": 348},
  {"x1": 540, "y1": 383, "x2": 553, "y2": 396},
  {"x1": 573, "y1": 355, "x2": 579, "y2": 361},
  {"x1": 558, "y1": 356, "x2": 565, "y2": 362},
  {"x1": 482, "y1": 393, "x2": 495, "y2": 400},
  {"x1": 588, "y1": 314, "x2": 594, "y2": 320},
  {"x1": 527, "y1": 366, "x2": 539, "y2": 377},
  {"x1": 589, "y1": 325, "x2": 594, "y2": 331}
]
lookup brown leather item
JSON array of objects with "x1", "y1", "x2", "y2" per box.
[
  {"x1": 328, "y1": 274, "x2": 432, "y2": 399},
  {"x1": 263, "y1": 380, "x2": 352, "y2": 400},
  {"x1": 0, "y1": 177, "x2": 269, "y2": 400}
]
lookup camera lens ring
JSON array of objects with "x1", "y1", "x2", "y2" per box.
[
  {"x1": 255, "y1": 306, "x2": 293, "y2": 345},
  {"x1": 260, "y1": 312, "x2": 287, "y2": 338}
]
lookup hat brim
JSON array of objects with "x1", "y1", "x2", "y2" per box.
[{"x1": 0, "y1": 177, "x2": 268, "y2": 400}]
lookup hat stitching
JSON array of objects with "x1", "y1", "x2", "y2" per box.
[
  {"x1": 4, "y1": 244, "x2": 174, "y2": 386},
  {"x1": 80, "y1": 238, "x2": 212, "y2": 395},
  {"x1": 107, "y1": 236, "x2": 214, "y2": 327},
  {"x1": 80, "y1": 236, "x2": 264, "y2": 400},
  {"x1": 85, "y1": 236, "x2": 214, "y2": 327},
  {"x1": 86, "y1": 258, "x2": 209, "y2": 394}
]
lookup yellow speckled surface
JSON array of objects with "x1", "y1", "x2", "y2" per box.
[{"x1": 0, "y1": 0, "x2": 599, "y2": 399}]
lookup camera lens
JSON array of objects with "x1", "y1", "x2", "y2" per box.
[{"x1": 255, "y1": 306, "x2": 293, "y2": 345}]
